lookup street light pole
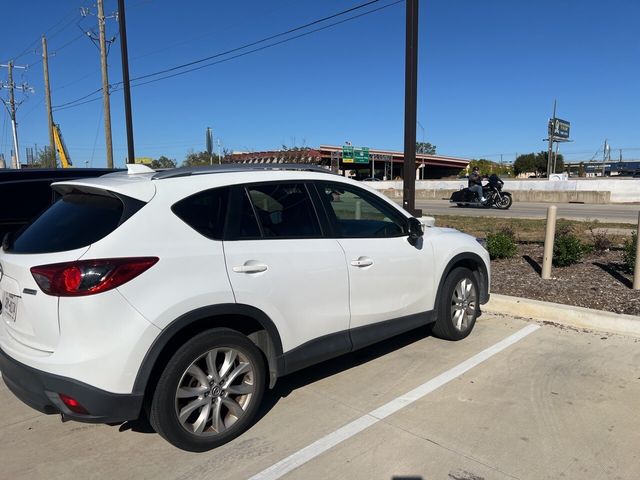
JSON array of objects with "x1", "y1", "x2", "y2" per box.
[{"x1": 402, "y1": 0, "x2": 421, "y2": 216}]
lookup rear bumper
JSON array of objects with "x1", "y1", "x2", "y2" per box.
[{"x1": 0, "y1": 347, "x2": 143, "y2": 424}]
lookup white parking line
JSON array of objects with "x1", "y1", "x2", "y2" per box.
[{"x1": 250, "y1": 324, "x2": 540, "y2": 480}]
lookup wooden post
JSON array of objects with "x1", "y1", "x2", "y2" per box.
[
  {"x1": 541, "y1": 205, "x2": 557, "y2": 279},
  {"x1": 634, "y1": 211, "x2": 640, "y2": 290}
]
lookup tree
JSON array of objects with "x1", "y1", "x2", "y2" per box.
[
  {"x1": 27, "y1": 147, "x2": 56, "y2": 168},
  {"x1": 416, "y1": 142, "x2": 436, "y2": 155},
  {"x1": 150, "y1": 156, "x2": 176, "y2": 169},
  {"x1": 538, "y1": 150, "x2": 564, "y2": 174},
  {"x1": 464, "y1": 159, "x2": 511, "y2": 177},
  {"x1": 183, "y1": 150, "x2": 222, "y2": 167},
  {"x1": 281, "y1": 145, "x2": 310, "y2": 152},
  {"x1": 513, "y1": 151, "x2": 564, "y2": 177},
  {"x1": 514, "y1": 153, "x2": 537, "y2": 177}
]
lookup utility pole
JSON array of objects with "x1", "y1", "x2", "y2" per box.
[
  {"x1": 547, "y1": 99, "x2": 556, "y2": 176},
  {"x1": 1, "y1": 61, "x2": 32, "y2": 169},
  {"x1": 206, "y1": 127, "x2": 213, "y2": 165},
  {"x1": 97, "y1": 0, "x2": 114, "y2": 168},
  {"x1": 117, "y1": 0, "x2": 135, "y2": 164},
  {"x1": 42, "y1": 36, "x2": 56, "y2": 168},
  {"x1": 7, "y1": 63, "x2": 19, "y2": 169},
  {"x1": 602, "y1": 139, "x2": 608, "y2": 177},
  {"x1": 402, "y1": 0, "x2": 421, "y2": 216}
]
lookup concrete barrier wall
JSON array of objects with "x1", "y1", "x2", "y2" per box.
[{"x1": 369, "y1": 178, "x2": 639, "y2": 203}]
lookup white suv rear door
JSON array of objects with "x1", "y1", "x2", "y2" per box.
[
  {"x1": 316, "y1": 182, "x2": 435, "y2": 338},
  {"x1": 222, "y1": 182, "x2": 350, "y2": 356}
]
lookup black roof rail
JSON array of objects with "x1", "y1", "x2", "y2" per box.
[{"x1": 152, "y1": 163, "x2": 335, "y2": 180}]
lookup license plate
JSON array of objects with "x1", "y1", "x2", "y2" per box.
[{"x1": 2, "y1": 292, "x2": 17, "y2": 322}]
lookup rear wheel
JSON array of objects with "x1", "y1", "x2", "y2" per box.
[
  {"x1": 432, "y1": 267, "x2": 479, "y2": 341},
  {"x1": 149, "y1": 328, "x2": 266, "y2": 452},
  {"x1": 495, "y1": 193, "x2": 512, "y2": 210}
]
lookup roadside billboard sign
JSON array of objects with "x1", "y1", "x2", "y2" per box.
[{"x1": 549, "y1": 118, "x2": 570, "y2": 139}]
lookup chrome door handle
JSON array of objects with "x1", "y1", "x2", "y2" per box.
[
  {"x1": 232, "y1": 264, "x2": 268, "y2": 273},
  {"x1": 350, "y1": 258, "x2": 373, "y2": 267}
]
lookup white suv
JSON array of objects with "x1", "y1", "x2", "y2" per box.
[{"x1": 0, "y1": 164, "x2": 490, "y2": 451}]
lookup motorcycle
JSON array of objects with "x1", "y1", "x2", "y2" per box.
[{"x1": 449, "y1": 174, "x2": 513, "y2": 209}]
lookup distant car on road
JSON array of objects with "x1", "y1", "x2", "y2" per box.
[{"x1": 0, "y1": 168, "x2": 120, "y2": 240}]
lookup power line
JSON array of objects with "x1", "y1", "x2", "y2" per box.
[
  {"x1": 127, "y1": 0, "x2": 385, "y2": 84},
  {"x1": 53, "y1": 31, "x2": 86, "y2": 54},
  {"x1": 11, "y1": 6, "x2": 83, "y2": 61},
  {"x1": 54, "y1": 0, "x2": 402, "y2": 110},
  {"x1": 53, "y1": 87, "x2": 103, "y2": 110},
  {"x1": 126, "y1": 0, "x2": 404, "y2": 90}
]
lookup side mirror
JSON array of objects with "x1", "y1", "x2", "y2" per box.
[{"x1": 408, "y1": 217, "x2": 424, "y2": 242}]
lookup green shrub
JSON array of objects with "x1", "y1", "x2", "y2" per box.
[
  {"x1": 623, "y1": 232, "x2": 637, "y2": 273},
  {"x1": 486, "y1": 227, "x2": 517, "y2": 259},
  {"x1": 553, "y1": 229, "x2": 584, "y2": 267}
]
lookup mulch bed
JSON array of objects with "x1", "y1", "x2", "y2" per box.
[{"x1": 490, "y1": 243, "x2": 640, "y2": 316}]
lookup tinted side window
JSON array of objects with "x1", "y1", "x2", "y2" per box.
[
  {"x1": 242, "y1": 183, "x2": 321, "y2": 239},
  {"x1": 11, "y1": 193, "x2": 125, "y2": 254},
  {"x1": 319, "y1": 183, "x2": 408, "y2": 238},
  {"x1": 238, "y1": 189, "x2": 261, "y2": 238},
  {"x1": 172, "y1": 187, "x2": 229, "y2": 240}
]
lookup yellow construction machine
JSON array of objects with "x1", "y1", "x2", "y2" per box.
[{"x1": 52, "y1": 124, "x2": 72, "y2": 168}]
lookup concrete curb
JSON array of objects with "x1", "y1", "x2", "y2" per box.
[{"x1": 484, "y1": 294, "x2": 640, "y2": 338}]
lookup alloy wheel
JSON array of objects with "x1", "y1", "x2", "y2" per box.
[
  {"x1": 174, "y1": 347, "x2": 255, "y2": 436},
  {"x1": 450, "y1": 277, "x2": 477, "y2": 331}
]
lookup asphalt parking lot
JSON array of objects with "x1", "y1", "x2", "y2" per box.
[{"x1": 1, "y1": 314, "x2": 639, "y2": 480}]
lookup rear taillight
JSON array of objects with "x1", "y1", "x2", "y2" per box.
[
  {"x1": 59, "y1": 393, "x2": 89, "y2": 415},
  {"x1": 31, "y1": 257, "x2": 158, "y2": 297}
]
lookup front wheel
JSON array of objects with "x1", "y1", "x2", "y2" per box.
[
  {"x1": 495, "y1": 193, "x2": 513, "y2": 210},
  {"x1": 432, "y1": 267, "x2": 479, "y2": 341},
  {"x1": 149, "y1": 328, "x2": 266, "y2": 452}
]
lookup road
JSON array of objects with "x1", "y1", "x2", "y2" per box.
[
  {"x1": 1, "y1": 315, "x2": 639, "y2": 479},
  {"x1": 396, "y1": 200, "x2": 640, "y2": 224}
]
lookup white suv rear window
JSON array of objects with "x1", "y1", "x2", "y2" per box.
[{"x1": 10, "y1": 193, "x2": 125, "y2": 254}]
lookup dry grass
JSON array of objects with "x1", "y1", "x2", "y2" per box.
[{"x1": 433, "y1": 215, "x2": 633, "y2": 247}]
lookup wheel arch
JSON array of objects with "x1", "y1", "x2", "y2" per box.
[
  {"x1": 133, "y1": 304, "x2": 284, "y2": 400},
  {"x1": 435, "y1": 253, "x2": 490, "y2": 306}
]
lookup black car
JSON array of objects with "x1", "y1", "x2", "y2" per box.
[{"x1": 0, "y1": 168, "x2": 121, "y2": 240}]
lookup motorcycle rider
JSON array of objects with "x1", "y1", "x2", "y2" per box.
[{"x1": 468, "y1": 166, "x2": 486, "y2": 203}]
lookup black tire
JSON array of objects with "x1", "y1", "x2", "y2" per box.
[
  {"x1": 495, "y1": 193, "x2": 512, "y2": 210},
  {"x1": 432, "y1": 267, "x2": 479, "y2": 341},
  {"x1": 149, "y1": 328, "x2": 266, "y2": 452}
]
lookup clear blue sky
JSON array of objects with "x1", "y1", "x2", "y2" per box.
[{"x1": 1, "y1": 0, "x2": 639, "y2": 168}]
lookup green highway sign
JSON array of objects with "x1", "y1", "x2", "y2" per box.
[
  {"x1": 342, "y1": 145, "x2": 354, "y2": 163},
  {"x1": 342, "y1": 145, "x2": 369, "y2": 164},
  {"x1": 353, "y1": 147, "x2": 370, "y2": 164}
]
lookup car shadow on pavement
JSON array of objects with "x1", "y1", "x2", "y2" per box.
[
  {"x1": 593, "y1": 262, "x2": 633, "y2": 288},
  {"x1": 256, "y1": 326, "x2": 432, "y2": 424},
  {"x1": 116, "y1": 326, "x2": 433, "y2": 436}
]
